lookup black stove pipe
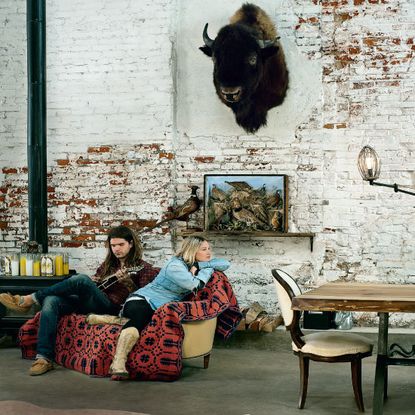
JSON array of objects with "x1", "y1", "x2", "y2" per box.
[{"x1": 27, "y1": 0, "x2": 48, "y2": 253}]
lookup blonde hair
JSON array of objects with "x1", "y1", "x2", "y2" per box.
[{"x1": 176, "y1": 236, "x2": 208, "y2": 266}]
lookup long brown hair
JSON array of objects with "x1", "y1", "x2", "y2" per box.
[{"x1": 101, "y1": 226, "x2": 142, "y2": 276}]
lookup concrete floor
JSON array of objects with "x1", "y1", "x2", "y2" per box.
[{"x1": 0, "y1": 329, "x2": 414, "y2": 415}]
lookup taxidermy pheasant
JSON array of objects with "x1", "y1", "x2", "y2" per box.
[{"x1": 141, "y1": 186, "x2": 201, "y2": 232}]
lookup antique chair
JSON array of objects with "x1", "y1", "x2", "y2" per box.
[
  {"x1": 272, "y1": 269, "x2": 373, "y2": 412},
  {"x1": 182, "y1": 317, "x2": 217, "y2": 368}
]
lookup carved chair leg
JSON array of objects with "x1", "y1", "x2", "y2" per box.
[
  {"x1": 203, "y1": 354, "x2": 211, "y2": 369},
  {"x1": 298, "y1": 354, "x2": 309, "y2": 409},
  {"x1": 351, "y1": 358, "x2": 365, "y2": 412}
]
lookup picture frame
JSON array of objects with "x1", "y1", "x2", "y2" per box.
[{"x1": 204, "y1": 174, "x2": 288, "y2": 233}]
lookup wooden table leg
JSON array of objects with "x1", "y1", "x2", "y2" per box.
[{"x1": 373, "y1": 312, "x2": 389, "y2": 415}]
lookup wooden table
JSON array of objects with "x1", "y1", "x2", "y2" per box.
[{"x1": 292, "y1": 282, "x2": 415, "y2": 415}]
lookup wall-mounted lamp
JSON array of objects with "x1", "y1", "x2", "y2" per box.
[{"x1": 357, "y1": 145, "x2": 415, "y2": 196}]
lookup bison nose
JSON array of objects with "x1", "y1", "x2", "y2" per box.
[{"x1": 220, "y1": 87, "x2": 241, "y2": 102}]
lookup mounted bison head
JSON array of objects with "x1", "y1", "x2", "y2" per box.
[{"x1": 200, "y1": 3, "x2": 288, "y2": 134}]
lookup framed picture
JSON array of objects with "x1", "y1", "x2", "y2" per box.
[{"x1": 204, "y1": 174, "x2": 288, "y2": 233}]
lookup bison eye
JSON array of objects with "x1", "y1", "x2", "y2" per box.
[{"x1": 248, "y1": 55, "x2": 257, "y2": 66}]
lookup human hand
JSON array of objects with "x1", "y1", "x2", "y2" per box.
[
  {"x1": 90, "y1": 274, "x2": 101, "y2": 283},
  {"x1": 190, "y1": 266, "x2": 197, "y2": 275},
  {"x1": 115, "y1": 267, "x2": 129, "y2": 281}
]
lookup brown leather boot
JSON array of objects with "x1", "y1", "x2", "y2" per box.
[
  {"x1": 0, "y1": 293, "x2": 32, "y2": 313},
  {"x1": 109, "y1": 327, "x2": 139, "y2": 380}
]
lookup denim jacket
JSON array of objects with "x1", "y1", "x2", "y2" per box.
[{"x1": 128, "y1": 256, "x2": 230, "y2": 310}]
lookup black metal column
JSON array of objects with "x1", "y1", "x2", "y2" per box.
[{"x1": 27, "y1": 0, "x2": 47, "y2": 252}]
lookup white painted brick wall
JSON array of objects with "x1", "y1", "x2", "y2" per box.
[{"x1": 1, "y1": 0, "x2": 415, "y2": 327}]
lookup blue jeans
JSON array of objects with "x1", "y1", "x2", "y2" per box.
[{"x1": 34, "y1": 274, "x2": 118, "y2": 360}]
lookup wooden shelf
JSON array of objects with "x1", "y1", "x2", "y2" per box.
[{"x1": 173, "y1": 230, "x2": 315, "y2": 252}]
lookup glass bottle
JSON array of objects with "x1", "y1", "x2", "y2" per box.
[
  {"x1": 63, "y1": 253, "x2": 70, "y2": 275},
  {"x1": 19, "y1": 254, "x2": 26, "y2": 276},
  {"x1": 11, "y1": 254, "x2": 19, "y2": 276},
  {"x1": 55, "y1": 254, "x2": 64, "y2": 276},
  {"x1": 41, "y1": 254, "x2": 54, "y2": 277},
  {"x1": 32, "y1": 254, "x2": 41, "y2": 277},
  {"x1": 26, "y1": 254, "x2": 34, "y2": 276}
]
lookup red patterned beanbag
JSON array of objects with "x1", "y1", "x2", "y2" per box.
[{"x1": 18, "y1": 271, "x2": 242, "y2": 381}]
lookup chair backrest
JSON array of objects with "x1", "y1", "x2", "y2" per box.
[
  {"x1": 272, "y1": 269, "x2": 305, "y2": 348},
  {"x1": 272, "y1": 269, "x2": 301, "y2": 327}
]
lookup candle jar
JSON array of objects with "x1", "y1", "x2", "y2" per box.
[
  {"x1": 0, "y1": 255, "x2": 12, "y2": 276},
  {"x1": 25, "y1": 254, "x2": 34, "y2": 276},
  {"x1": 11, "y1": 254, "x2": 19, "y2": 276},
  {"x1": 41, "y1": 254, "x2": 54, "y2": 277},
  {"x1": 63, "y1": 253, "x2": 70, "y2": 275},
  {"x1": 32, "y1": 254, "x2": 41, "y2": 277},
  {"x1": 19, "y1": 254, "x2": 27, "y2": 276},
  {"x1": 55, "y1": 254, "x2": 64, "y2": 276}
]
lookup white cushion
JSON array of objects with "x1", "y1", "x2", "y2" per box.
[{"x1": 292, "y1": 332, "x2": 373, "y2": 357}]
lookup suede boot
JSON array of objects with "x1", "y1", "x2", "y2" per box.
[
  {"x1": 86, "y1": 314, "x2": 129, "y2": 326},
  {"x1": 109, "y1": 327, "x2": 139, "y2": 379}
]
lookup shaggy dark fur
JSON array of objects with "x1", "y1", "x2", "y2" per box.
[{"x1": 200, "y1": 3, "x2": 289, "y2": 134}]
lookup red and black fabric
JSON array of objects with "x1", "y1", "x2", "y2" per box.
[{"x1": 18, "y1": 271, "x2": 242, "y2": 381}]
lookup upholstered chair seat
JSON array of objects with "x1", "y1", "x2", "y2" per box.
[{"x1": 292, "y1": 332, "x2": 372, "y2": 357}]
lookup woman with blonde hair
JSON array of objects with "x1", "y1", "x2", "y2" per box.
[{"x1": 108, "y1": 236, "x2": 230, "y2": 379}]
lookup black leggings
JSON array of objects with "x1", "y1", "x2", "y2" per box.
[{"x1": 122, "y1": 299, "x2": 154, "y2": 332}]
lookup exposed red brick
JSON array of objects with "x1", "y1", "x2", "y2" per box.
[
  {"x1": 63, "y1": 241, "x2": 83, "y2": 248},
  {"x1": 109, "y1": 179, "x2": 128, "y2": 185},
  {"x1": 323, "y1": 123, "x2": 335, "y2": 129},
  {"x1": 2, "y1": 168, "x2": 17, "y2": 174},
  {"x1": 79, "y1": 219, "x2": 101, "y2": 227},
  {"x1": 63, "y1": 227, "x2": 72, "y2": 235},
  {"x1": 87, "y1": 146, "x2": 111, "y2": 153},
  {"x1": 354, "y1": 0, "x2": 364, "y2": 4},
  {"x1": 247, "y1": 148, "x2": 259, "y2": 155},
  {"x1": 348, "y1": 46, "x2": 361, "y2": 54},
  {"x1": 57, "y1": 159, "x2": 70, "y2": 166},
  {"x1": 73, "y1": 234, "x2": 96, "y2": 242},
  {"x1": 73, "y1": 198, "x2": 98, "y2": 207},
  {"x1": 0, "y1": 221, "x2": 8, "y2": 229},
  {"x1": 194, "y1": 156, "x2": 215, "y2": 163},
  {"x1": 159, "y1": 152, "x2": 174, "y2": 160},
  {"x1": 76, "y1": 158, "x2": 98, "y2": 165}
]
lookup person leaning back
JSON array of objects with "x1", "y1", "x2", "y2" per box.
[{"x1": 0, "y1": 225, "x2": 156, "y2": 376}]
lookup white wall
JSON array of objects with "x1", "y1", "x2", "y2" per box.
[{"x1": 1, "y1": 0, "x2": 415, "y2": 326}]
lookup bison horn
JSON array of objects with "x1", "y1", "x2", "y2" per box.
[
  {"x1": 202, "y1": 23, "x2": 214, "y2": 48},
  {"x1": 257, "y1": 38, "x2": 276, "y2": 49}
]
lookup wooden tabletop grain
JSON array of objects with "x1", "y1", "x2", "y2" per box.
[{"x1": 292, "y1": 282, "x2": 415, "y2": 313}]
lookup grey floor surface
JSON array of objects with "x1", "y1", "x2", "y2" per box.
[{"x1": 0, "y1": 330, "x2": 414, "y2": 415}]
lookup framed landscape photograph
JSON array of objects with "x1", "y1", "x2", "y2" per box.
[{"x1": 204, "y1": 174, "x2": 288, "y2": 233}]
